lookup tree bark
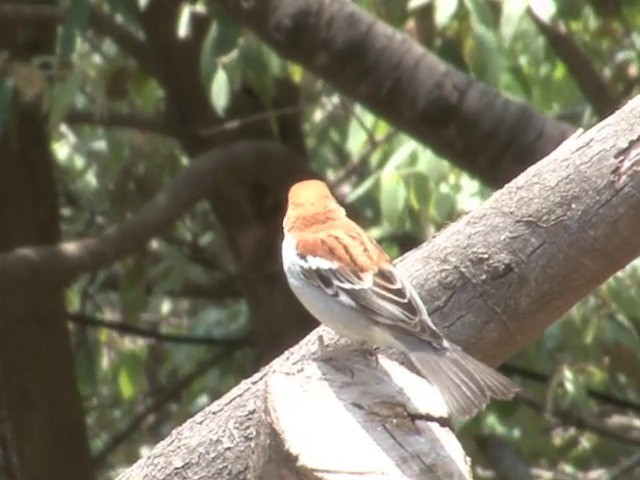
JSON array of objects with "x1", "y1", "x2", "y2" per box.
[
  {"x1": 113, "y1": 96, "x2": 640, "y2": 480},
  {"x1": 215, "y1": 0, "x2": 576, "y2": 187},
  {"x1": 0, "y1": 2, "x2": 93, "y2": 478}
]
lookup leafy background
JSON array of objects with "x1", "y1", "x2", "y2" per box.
[{"x1": 3, "y1": 0, "x2": 640, "y2": 478}]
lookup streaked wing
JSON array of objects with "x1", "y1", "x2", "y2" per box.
[{"x1": 299, "y1": 261, "x2": 444, "y2": 346}]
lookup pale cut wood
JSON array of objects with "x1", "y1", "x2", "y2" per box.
[
  {"x1": 267, "y1": 337, "x2": 468, "y2": 479},
  {"x1": 118, "y1": 329, "x2": 470, "y2": 480}
]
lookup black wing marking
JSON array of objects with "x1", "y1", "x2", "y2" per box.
[{"x1": 299, "y1": 261, "x2": 444, "y2": 346}]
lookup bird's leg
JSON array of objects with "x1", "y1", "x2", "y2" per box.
[{"x1": 315, "y1": 335, "x2": 379, "y2": 376}]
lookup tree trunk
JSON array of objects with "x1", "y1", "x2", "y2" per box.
[{"x1": 0, "y1": 1, "x2": 93, "y2": 478}]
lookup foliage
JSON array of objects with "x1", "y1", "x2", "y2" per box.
[{"x1": 1, "y1": 0, "x2": 640, "y2": 478}]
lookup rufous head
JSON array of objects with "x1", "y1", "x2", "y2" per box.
[{"x1": 284, "y1": 180, "x2": 345, "y2": 233}]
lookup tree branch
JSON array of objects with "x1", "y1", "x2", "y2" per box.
[
  {"x1": 69, "y1": 313, "x2": 248, "y2": 347},
  {"x1": 397, "y1": 97, "x2": 640, "y2": 366},
  {"x1": 65, "y1": 109, "x2": 171, "y2": 134},
  {"x1": 215, "y1": 0, "x2": 575, "y2": 186},
  {"x1": 518, "y1": 392, "x2": 640, "y2": 447},
  {"x1": 503, "y1": 364, "x2": 640, "y2": 415},
  {"x1": 529, "y1": 8, "x2": 619, "y2": 118},
  {"x1": 0, "y1": 141, "x2": 302, "y2": 289},
  {"x1": 93, "y1": 348, "x2": 241, "y2": 467}
]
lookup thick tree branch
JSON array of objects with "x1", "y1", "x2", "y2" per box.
[
  {"x1": 0, "y1": 141, "x2": 302, "y2": 288},
  {"x1": 398, "y1": 97, "x2": 640, "y2": 365},
  {"x1": 215, "y1": 0, "x2": 575, "y2": 187},
  {"x1": 116, "y1": 94, "x2": 640, "y2": 480}
]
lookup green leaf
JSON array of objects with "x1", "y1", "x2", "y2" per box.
[
  {"x1": 238, "y1": 39, "x2": 275, "y2": 110},
  {"x1": 209, "y1": 66, "x2": 231, "y2": 116},
  {"x1": 210, "y1": 20, "x2": 241, "y2": 60},
  {"x1": 59, "y1": 0, "x2": 91, "y2": 61},
  {"x1": 0, "y1": 76, "x2": 14, "y2": 135},
  {"x1": 118, "y1": 261, "x2": 148, "y2": 324},
  {"x1": 434, "y1": 0, "x2": 459, "y2": 27},
  {"x1": 384, "y1": 141, "x2": 417, "y2": 172},
  {"x1": 469, "y1": 24, "x2": 502, "y2": 85},
  {"x1": 48, "y1": 68, "x2": 82, "y2": 131},
  {"x1": 464, "y1": 0, "x2": 496, "y2": 30},
  {"x1": 500, "y1": 0, "x2": 529, "y2": 44},
  {"x1": 346, "y1": 170, "x2": 381, "y2": 203},
  {"x1": 380, "y1": 171, "x2": 407, "y2": 229},
  {"x1": 429, "y1": 189, "x2": 456, "y2": 223},
  {"x1": 117, "y1": 351, "x2": 146, "y2": 401}
]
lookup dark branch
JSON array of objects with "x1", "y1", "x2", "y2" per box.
[
  {"x1": 69, "y1": 313, "x2": 249, "y2": 347},
  {"x1": 65, "y1": 109, "x2": 171, "y2": 134},
  {"x1": 0, "y1": 141, "x2": 303, "y2": 288},
  {"x1": 519, "y1": 392, "x2": 640, "y2": 447},
  {"x1": 216, "y1": 0, "x2": 575, "y2": 186},
  {"x1": 93, "y1": 348, "x2": 242, "y2": 467},
  {"x1": 529, "y1": 8, "x2": 619, "y2": 118},
  {"x1": 503, "y1": 364, "x2": 640, "y2": 415}
]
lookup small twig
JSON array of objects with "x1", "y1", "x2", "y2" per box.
[
  {"x1": 609, "y1": 450, "x2": 640, "y2": 480},
  {"x1": 198, "y1": 105, "x2": 302, "y2": 138},
  {"x1": 518, "y1": 392, "x2": 640, "y2": 446},
  {"x1": 0, "y1": 141, "x2": 300, "y2": 288},
  {"x1": 92, "y1": 348, "x2": 242, "y2": 467},
  {"x1": 65, "y1": 109, "x2": 171, "y2": 134},
  {"x1": 69, "y1": 313, "x2": 248, "y2": 347},
  {"x1": 503, "y1": 363, "x2": 640, "y2": 415},
  {"x1": 528, "y1": 7, "x2": 619, "y2": 117},
  {"x1": 330, "y1": 129, "x2": 398, "y2": 190}
]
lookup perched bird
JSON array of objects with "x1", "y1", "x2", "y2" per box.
[{"x1": 282, "y1": 179, "x2": 518, "y2": 419}]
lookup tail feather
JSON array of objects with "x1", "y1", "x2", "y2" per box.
[{"x1": 406, "y1": 340, "x2": 519, "y2": 420}]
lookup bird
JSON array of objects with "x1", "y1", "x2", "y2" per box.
[{"x1": 281, "y1": 179, "x2": 518, "y2": 420}]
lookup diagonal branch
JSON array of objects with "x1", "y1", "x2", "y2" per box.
[
  {"x1": 0, "y1": 141, "x2": 302, "y2": 289},
  {"x1": 65, "y1": 109, "x2": 171, "y2": 134},
  {"x1": 215, "y1": 0, "x2": 575, "y2": 187},
  {"x1": 529, "y1": 8, "x2": 619, "y2": 118},
  {"x1": 69, "y1": 313, "x2": 249, "y2": 347},
  {"x1": 93, "y1": 348, "x2": 242, "y2": 467}
]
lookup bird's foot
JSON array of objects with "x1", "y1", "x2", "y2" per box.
[{"x1": 316, "y1": 336, "x2": 379, "y2": 377}]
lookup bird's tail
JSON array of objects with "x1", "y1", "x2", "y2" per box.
[{"x1": 405, "y1": 339, "x2": 519, "y2": 420}]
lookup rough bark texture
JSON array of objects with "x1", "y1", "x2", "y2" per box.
[
  {"x1": 114, "y1": 96, "x2": 640, "y2": 480},
  {"x1": 0, "y1": 2, "x2": 93, "y2": 478},
  {"x1": 117, "y1": 329, "x2": 471, "y2": 480},
  {"x1": 397, "y1": 98, "x2": 640, "y2": 366},
  {"x1": 216, "y1": 0, "x2": 576, "y2": 187}
]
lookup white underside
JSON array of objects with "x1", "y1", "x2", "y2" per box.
[{"x1": 282, "y1": 235, "x2": 398, "y2": 349}]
